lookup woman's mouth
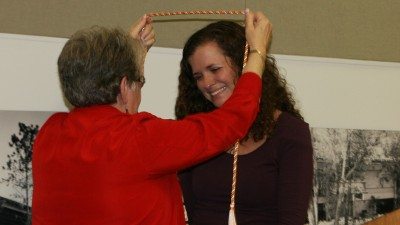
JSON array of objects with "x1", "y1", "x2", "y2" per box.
[{"x1": 210, "y1": 86, "x2": 226, "y2": 96}]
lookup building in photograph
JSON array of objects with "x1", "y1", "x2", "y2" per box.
[
  {"x1": 0, "y1": 196, "x2": 30, "y2": 225},
  {"x1": 316, "y1": 160, "x2": 396, "y2": 220},
  {"x1": 352, "y1": 161, "x2": 396, "y2": 218}
]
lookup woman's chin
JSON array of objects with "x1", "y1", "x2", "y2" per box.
[{"x1": 211, "y1": 97, "x2": 228, "y2": 108}]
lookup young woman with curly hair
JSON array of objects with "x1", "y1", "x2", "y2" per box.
[{"x1": 176, "y1": 20, "x2": 313, "y2": 225}]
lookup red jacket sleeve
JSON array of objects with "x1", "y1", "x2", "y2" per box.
[{"x1": 135, "y1": 72, "x2": 261, "y2": 174}]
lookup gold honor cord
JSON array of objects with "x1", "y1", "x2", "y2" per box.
[
  {"x1": 228, "y1": 140, "x2": 240, "y2": 225},
  {"x1": 147, "y1": 10, "x2": 247, "y2": 225},
  {"x1": 147, "y1": 10, "x2": 250, "y2": 69},
  {"x1": 148, "y1": 9, "x2": 244, "y2": 17}
]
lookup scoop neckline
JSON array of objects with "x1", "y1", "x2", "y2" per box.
[{"x1": 223, "y1": 111, "x2": 286, "y2": 158}]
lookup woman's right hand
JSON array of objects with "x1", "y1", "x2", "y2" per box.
[
  {"x1": 130, "y1": 14, "x2": 156, "y2": 52},
  {"x1": 243, "y1": 10, "x2": 272, "y2": 76}
]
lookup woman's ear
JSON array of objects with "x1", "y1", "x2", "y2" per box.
[{"x1": 119, "y1": 76, "x2": 130, "y2": 104}]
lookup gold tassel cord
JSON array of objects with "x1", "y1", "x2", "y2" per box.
[
  {"x1": 242, "y1": 42, "x2": 249, "y2": 69},
  {"x1": 147, "y1": 10, "x2": 248, "y2": 224},
  {"x1": 228, "y1": 140, "x2": 240, "y2": 225},
  {"x1": 146, "y1": 9, "x2": 250, "y2": 70},
  {"x1": 147, "y1": 10, "x2": 245, "y2": 17}
]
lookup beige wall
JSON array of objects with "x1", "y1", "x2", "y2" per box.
[
  {"x1": 0, "y1": 0, "x2": 399, "y2": 63},
  {"x1": 1, "y1": 34, "x2": 400, "y2": 130}
]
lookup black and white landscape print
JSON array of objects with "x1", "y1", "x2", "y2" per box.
[
  {"x1": 0, "y1": 110, "x2": 52, "y2": 225},
  {"x1": 307, "y1": 127, "x2": 400, "y2": 225}
]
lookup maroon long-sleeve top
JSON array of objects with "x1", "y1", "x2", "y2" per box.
[{"x1": 179, "y1": 112, "x2": 313, "y2": 225}]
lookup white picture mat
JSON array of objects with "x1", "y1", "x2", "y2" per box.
[{"x1": 1, "y1": 33, "x2": 399, "y2": 131}]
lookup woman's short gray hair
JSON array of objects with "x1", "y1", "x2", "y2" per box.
[{"x1": 58, "y1": 26, "x2": 145, "y2": 107}]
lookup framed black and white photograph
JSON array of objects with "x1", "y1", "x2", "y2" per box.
[
  {"x1": 307, "y1": 127, "x2": 400, "y2": 225},
  {"x1": 0, "y1": 110, "x2": 52, "y2": 225}
]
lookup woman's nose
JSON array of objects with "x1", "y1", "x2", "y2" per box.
[{"x1": 203, "y1": 73, "x2": 215, "y2": 89}]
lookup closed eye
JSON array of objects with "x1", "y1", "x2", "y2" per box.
[
  {"x1": 193, "y1": 73, "x2": 202, "y2": 81},
  {"x1": 209, "y1": 66, "x2": 221, "y2": 73}
]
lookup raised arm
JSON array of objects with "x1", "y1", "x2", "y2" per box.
[
  {"x1": 243, "y1": 10, "x2": 272, "y2": 77},
  {"x1": 130, "y1": 11, "x2": 273, "y2": 174},
  {"x1": 134, "y1": 73, "x2": 262, "y2": 174}
]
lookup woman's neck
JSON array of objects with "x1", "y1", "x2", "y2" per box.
[{"x1": 228, "y1": 109, "x2": 282, "y2": 155}]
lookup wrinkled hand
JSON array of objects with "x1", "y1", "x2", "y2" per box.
[
  {"x1": 130, "y1": 14, "x2": 156, "y2": 52},
  {"x1": 245, "y1": 9, "x2": 272, "y2": 56}
]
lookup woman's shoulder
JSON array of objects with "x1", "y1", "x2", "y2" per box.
[
  {"x1": 277, "y1": 112, "x2": 309, "y2": 129},
  {"x1": 274, "y1": 111, "x2": 311, "y2": 141},
  {"x1": 273, "y1": 112, "x2": 313, "y2": 158},
  {"x1": 42, "y1": 112, "x2": 68, "y2": 127}
]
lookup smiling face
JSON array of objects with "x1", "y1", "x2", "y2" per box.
[{"x1": 189, "y1": 42, "x2": 239, "y2": 108}]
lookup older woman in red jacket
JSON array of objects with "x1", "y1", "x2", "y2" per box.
[{"x1": 32, "y1": 11, "x2": 272, "y2": 225}]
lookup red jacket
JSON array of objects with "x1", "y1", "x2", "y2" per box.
[{"x1": 32, "y1": 72, "x2": 261, "y2": 225}]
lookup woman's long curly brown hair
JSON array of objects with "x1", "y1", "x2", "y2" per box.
[{"x1": 175, "y1": 21, "x2": 303, "y2": 141}]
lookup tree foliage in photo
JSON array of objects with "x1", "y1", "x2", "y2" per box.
[
  {"x1": 309, "y1": 128, "x2": 382, "y2": 225},
  {"x1": 1, "y1": 122, "x2": 38, "y2": 221}
]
